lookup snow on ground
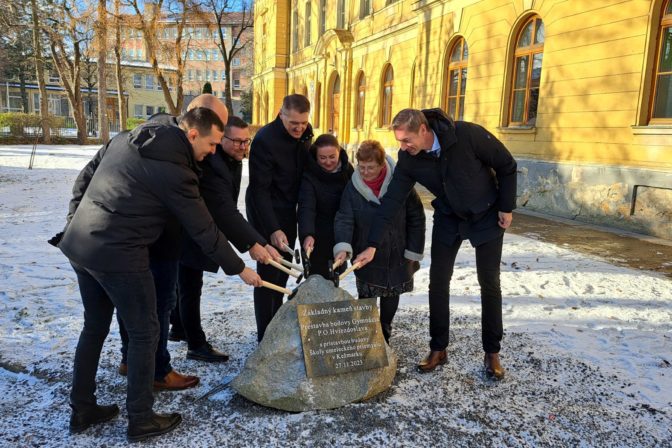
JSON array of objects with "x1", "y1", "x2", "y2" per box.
[{"x1": 0, "y1": 144, "x2": 671, "y2": 447}]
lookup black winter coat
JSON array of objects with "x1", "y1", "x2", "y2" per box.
[
  {"x1": 369, "y1": 108, "x2": 517, "y2": 248},
  {"x1": 245, "y1": 115, "x2": 313, "y2": 239},
  {"x1": 297, "y1": 148, "x2": 354, "y2": 277},
  {"x1": 181, "y1": 146, "x2": 267, "y2": 273},
  {"x1": 334, "y1": 157, "x2": 425, "y2": 289},
  {"x1": 59, "y1": 121, "x2": 245, "y2": 275}
]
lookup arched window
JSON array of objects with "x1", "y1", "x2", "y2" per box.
[
  {"x1": 355, "y1": 71, "x2": 366, "y2": 129},
  {"x1": 329, "y1": 74, "x2": 341, "y2": 135},
  {"x1": 360, "y1": 0, "x2": 371, "y2": 20},
  {"x1": 651, "y1": 0, "x2": 672, "y2": 121},
  {"x1": 380, "y1": 65, "x2": 394, "y2": 127},
  {"x1": 319, "y1": 0, "x2": 327, "y2": 35},
  {"x1": 304, "y1": 2, "x2": 311, "y2": 47},
  {"x1": 314, "y1": 82, "x2": 321, "y2": 128},
  {"x1": 337, "y1": 0, "x2": 346, "y2": 28},
  {"x1": 444, "y1": 37, "x2": 468, "y2": 120},
  {"x1": 292, "y1": 10, "x2": 299, "y2": 52},
  {"x1": 509, "y1": 15, "x2": 544, "y2": 126}
]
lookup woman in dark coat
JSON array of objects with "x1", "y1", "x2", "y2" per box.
[
  {"x1": 334, "y1": 140, "x2": 425, "y2": 342},
  {"x1": 298, "y1": 134, "x2": 354, "y2": 278}
]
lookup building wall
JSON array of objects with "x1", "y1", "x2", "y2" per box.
[{"x1": 254, "y1": 0, "x2": 672, "y2": 240}]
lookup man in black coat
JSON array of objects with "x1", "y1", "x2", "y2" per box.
[
  {"x1": 246, "y1": 94, "x2": 313, "y2": 341},
  {"x1": 354, "y1": 108, "x2": 517, "y2": 380},
  {"x1": 58, "y1": 108, "x2": 262, "y2": 441},
  {"x1": 174, "y1": 116, "x2": 281, "y2": 360}
]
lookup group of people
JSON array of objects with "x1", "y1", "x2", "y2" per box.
[{"x1": 53, "y1": 92, "x2": 517, "y2": 441}]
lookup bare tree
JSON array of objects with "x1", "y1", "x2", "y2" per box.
[
  {"x1": 95, "y1": 0, "x2": 109, "y2": 141},
  {"x1": 112, "y1": 0, "x2": 127, "y2": 131},
  {"x1": 125, "y1": 0, "x2": 193, "y2": 115},
  {"x1": 29, "y1": 0, "x2": 51, "y2": 142},
  {"x1": 44, "y1": 0, "x2": 91, "y2": 144},
  {"x1": 206, "y1": 0, "x2": 254, "y2": 112}
]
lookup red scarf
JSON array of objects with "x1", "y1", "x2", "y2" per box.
[{"x1": 363, "y1": 163, "x2": 387, "y2": 198}]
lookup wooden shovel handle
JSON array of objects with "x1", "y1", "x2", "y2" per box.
[
  {"x1": 261, "y1": 281, "x2": 292, "y2": 295},
  {"x1": 268, "y1": 259, "x2": 301, "y2": 278},
  {"x1": 339, "y1": 262, "x2": 362, "y2": 280}
]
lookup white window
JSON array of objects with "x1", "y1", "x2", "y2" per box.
[
  {"x1": 213, "y1": 70, "x2": 218, "y2": 80},
  {"x1": 205, "y1": 70, "x2": 211, "y2": 81},
  {"x1": 188, "y1": 50, "x2": 194, "y2": 60},
  {"x1": 195, "y1": 28, "x2": 202, "y2": 39},
  {"x1": 134, "y1": 104, "x2": 143, "y2": 117},
  {"x1": 129, "y1": 49, "x2": 135, "y2": 59},
  {"x1": 197, "y1": 51, "x2": 203, "y2": 60},
  {"x1": 145, "y1": 75, "x2": 154, "y2": 89},
  {"x1": 133, "y1": 74, "x2": 142, "y2": 88},
  {"x1": 233, "y1": 79, "x2": 240, "y2": 89},
  {"x1": 221, "y1": 71, "x2": 226, "y2": 81},
  {"x1": 232, "y1": 58, "x2": 240, "y2": 66},
  {"x1": 196, "y1": 70, "x2": 202, "y2": 81},
  {"x1": 188, "y1": 70, "x2": 193, "y2": 81},
  {"x1": 146, "y1": 105, "x2": 154, "y2": 116}
]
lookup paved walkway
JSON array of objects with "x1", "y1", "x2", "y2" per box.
[{"x1": 418, "y1": 190, "x2": 672, "y2": 279}]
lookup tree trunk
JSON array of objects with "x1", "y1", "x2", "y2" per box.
[
  {"x1": 96, "y1": 0, "x2": 109, "y2": 141},
  {"x1": 224, "y1": 62, "x2": 233, "y2": 112},
  {"x1": 30, "y1": 0, "x2": 50, "y2": 143},
  {"x1": 113, "y1": 0, "x2": 127, "y2": 131}
]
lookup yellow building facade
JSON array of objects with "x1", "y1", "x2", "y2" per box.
[{"x1": 254, "y1": 0, "x2": 672, "y2": 240}]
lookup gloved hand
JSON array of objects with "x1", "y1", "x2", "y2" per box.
[{"x1": 48, "y1": 231, "x2": 64, "y2": 247}]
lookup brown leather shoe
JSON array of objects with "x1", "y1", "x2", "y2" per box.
[
  {"x1": 484, "y1": 353, "x2": 505, "y2": 380},
  {"x1": 153, "y1": 370, "x2": 200, "y2": 391},
  {"x1": 417, "y1": 349, "x2": 447, "y2": 373},
  {"x1": 118, "y1": 363, "x2": 127, "y2": 376}
]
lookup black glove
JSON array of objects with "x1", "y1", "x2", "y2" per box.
[{"x1": 48, "y1": 231, "x2": 64, "y2": 247}]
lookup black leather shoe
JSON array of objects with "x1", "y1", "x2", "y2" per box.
[
  {"x1": 127, "y1": 412, "x2": 182, "y2": 442},
  {"x1": 186, "y1": 342, "x2": 229, "y2": 362},
  {"x1": 69, "y1": 403, "x2": 120, "y2": 434},
  {"x1": 168, "y1": 329, "x2": 186, "y2": 342}
]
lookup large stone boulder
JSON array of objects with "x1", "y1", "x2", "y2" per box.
[{"x1": 231, "y1": 275, "x2": 397, "y2": 411}]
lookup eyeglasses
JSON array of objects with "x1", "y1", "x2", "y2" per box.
[{"x1": 223, "y1": 135, "x2": 251, "y2": 147}]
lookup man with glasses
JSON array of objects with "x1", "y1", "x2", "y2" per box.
[{"x1": 173, "y1": 116, "x2": 280, "y2": 362}]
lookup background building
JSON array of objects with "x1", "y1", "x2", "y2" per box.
[{"x1": 253, "y1": 0, "x2": 672, "y2": 240}]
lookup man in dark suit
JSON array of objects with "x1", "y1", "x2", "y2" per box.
[
  {"x1": 173, "y1": 116, "x2": 280, "y2": 360},
  {"x1": 245, "y1": 94, "x2": 313, "y2": 341},
  {"x1": 354, "y1": 108, "x2": 517, "y2": 380}
]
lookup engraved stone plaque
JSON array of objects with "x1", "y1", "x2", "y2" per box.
[{"x1": 297, "y1": 298, "x2": 388, "y2": 378}]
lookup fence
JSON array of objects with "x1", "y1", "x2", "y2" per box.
[{"x1": 0, "y1": 115, "x2": 122, "y2": 139}]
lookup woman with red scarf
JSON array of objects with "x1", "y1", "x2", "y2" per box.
[{"x1": 333, "y1": 140, "x2": 425, "y2": 343}]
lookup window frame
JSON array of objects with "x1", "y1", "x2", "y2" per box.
[
  {"x1": 354, "y1": 71, "x2": 366, "y2": 130},
  {"x1": 508, "y1": 15, "x2": 544, "y2": 127},
  {"x1": 305, "y1": 2, "x2": 312, "y2": 47},
  {"x1": 650, "y1": 0, "x2": 672, "y2": 123},
  {"x1": 443, "y1": 37, "x2": 468, "y2": 121},
  {"x1": 379, "y1": 64, "x2": 394, "y2": 127}
]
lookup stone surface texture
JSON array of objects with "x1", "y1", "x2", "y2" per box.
[{"x1": 231, "y1": 275, "x2": 397, "y2": 412}]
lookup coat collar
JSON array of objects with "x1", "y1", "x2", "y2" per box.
[{"x1": 351, "y1": 155, "x2": 395, "y2": 204}]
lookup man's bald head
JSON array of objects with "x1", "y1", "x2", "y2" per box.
[{"x1": 187, "y1": 94, "x2": 228, "y2": 126}]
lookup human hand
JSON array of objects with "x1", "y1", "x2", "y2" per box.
[
  {"x1": 303, "y1": 236, "x2": 315, "y2": 255},
  {"x1": 265, "y1": 244, "x2": 282, "y2": 261},
  {"x1": 238, "y1": 267, "x2": 262, "y2": 287},
  {"x1": 249, "y1": 243, "x2": 272, "y2": 264},
  {"x1": 353, "y1": 247, "x2": 376, "y2": 267},
  {"x1": 270, "y1": 230, "x2": 289, "y2": 251},
  {"x1": 332, "y1": 251, "x2": 348, "y2": 268},
  {"x1": 498, "y1": 211, "x2": 513, "y2": 229}
]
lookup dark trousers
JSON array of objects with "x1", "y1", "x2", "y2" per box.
[
  {"x1": 69, "y1": 261, "x2": 158, "y2": 419},
  {"x1": 173, "y1": 264, "x2": 208, "y2": 350},
  {"x1": 428, "y1": 235, "x2": 503, "y2": 353},
  {"x1": 254, "y1": 215, "x2": 297, "y2": 342},
  {"x1": 373, "y1": 295, "x2": 399, "y2": 343},
  {"x1": 118, "y1": 258, "x2": 177, "y2": 380}
]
